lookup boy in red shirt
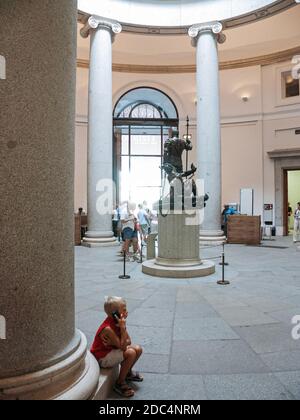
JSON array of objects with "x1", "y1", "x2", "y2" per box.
[{"x1": 91, "y1": 296, "x2": 143, "y2": 398}]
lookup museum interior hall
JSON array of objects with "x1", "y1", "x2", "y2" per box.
[{"x1": 1, "y1": 0, "x2": 300, "y2": 401}]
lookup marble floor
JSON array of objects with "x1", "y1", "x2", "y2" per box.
[{"x1": 75, "y1": 236, "x2": 300, "y2": 400}]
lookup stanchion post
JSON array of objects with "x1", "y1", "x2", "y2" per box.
[
  {"x1": 219, "y1": 242, "x2": 229, "y2": 266},
  {"x1": 140, "y1": 241, "x2": 143, "y2": 264},
  {"x1": 119, "y1": 251, "x2": 131, "y2": 280},
  {"x1": 217, "y1": 246, "x2": 230, "y2": 286}
]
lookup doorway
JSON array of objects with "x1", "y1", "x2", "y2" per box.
[
  {"x1": 113, "y1": 87, "x2": 179, "y2": 208},
  {"x1": 114, "y1": 124, "x2": 177, "y2": 207},
  {"x1": 283, "y1": 169, "x2": 300, "y2": 236}
]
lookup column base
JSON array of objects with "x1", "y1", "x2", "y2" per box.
[
  {"x1": 82, "y1": 238, "x2": 119, "y2": 248},
  {"x1": 200, "y1": 230, "x2": 226, "y2": 246},
  {"x1": 142, "y1": 258, "x2": 215, "y2": 279},
  {"x1": 0, "y1": 331, "x2": 100, "y2": 400},
  {"x1": 83, "y1": 231, "x2": 119, "y2": 247}
]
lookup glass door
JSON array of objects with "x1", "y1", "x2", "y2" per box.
[{"x1": 114, "y1": 124, "x2": 178, "y2": 209}]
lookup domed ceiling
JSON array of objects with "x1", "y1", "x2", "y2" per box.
[
  {"x1": 77, "y1": 5, "x2": 300, "y2": 66},
  {"x1": 78, "y1": 0, "x2": 297, "y2": 34}
]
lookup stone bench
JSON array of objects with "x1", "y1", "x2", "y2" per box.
[{"x1": 93, "y1": 366, "x2": 119, "y2": 400}]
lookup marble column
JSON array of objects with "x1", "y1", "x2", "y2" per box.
[
  {"x1": 0, "y1": 1, "x2": 99, "y2": 399},
  {"x1": 189, "y1": 22, "x2": 226, "y2": 244},
  {"x1": 81, "y1": 17, "x2": 122, "y2": 247}
]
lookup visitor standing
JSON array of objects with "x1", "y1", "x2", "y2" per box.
[
  {"x1": 143, "y1": 201, "x2": 154, "y2": 234},
  {"x1": 112, "y1": 205, "x2": 121, "y2": 240},
  {"x1": 293, "y1": 202, "x2": 300, "y2": 243},
  {"x1": 121, "y1": 202, "x2": 140, "y2": 260},
  {"x1": 222, "y1": 205, "x2": 238, "y2": 237},
  {"x1": 288, "y1": 202, "x2": 293, "y2": 234},
  {"x1": 137, "y1": 204, "x2": 150, "y2": 244}
]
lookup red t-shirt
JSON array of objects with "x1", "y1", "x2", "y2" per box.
[{"x1": 90, "y1": 317, "x2": 121, "y2": 360}]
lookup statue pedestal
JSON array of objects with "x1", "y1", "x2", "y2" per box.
[{"x1": 142, "y1": 204, "x2": 215, "y2": 278}]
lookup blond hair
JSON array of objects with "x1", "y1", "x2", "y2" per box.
[{"x1": 104, "y1": 296, "x2": 126, "y2": 316}]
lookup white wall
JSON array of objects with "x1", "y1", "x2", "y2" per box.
[
  {"x1": 75, "y1": 61, "x2": 300, "y2": 234},
  {"x1": 221, "y1": 121, "x2": 263, "y2": 215},
  {"x1": 262, "y1": 61, "x2": 300, "y2": 232},
  {"x1": 219, "y1": 65, "x2": 263, "y2": 215},
  {"x1": 220, "y1": 66, "x2": 262, "y2": 119}
]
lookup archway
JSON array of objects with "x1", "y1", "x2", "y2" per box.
[{"x1": 113, "y1": 87, "x2": 179, "y2": 208}]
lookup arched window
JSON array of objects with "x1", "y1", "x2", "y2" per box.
[
  {"x1": 113, "y1": 87, "x2": 179, "y2": 208},
  {"x1": 114, "y1": 87, "x2": 178, "y2": 121},
  {"x1": 119, "y1": 102, "x2": 163, "y2": 119}
]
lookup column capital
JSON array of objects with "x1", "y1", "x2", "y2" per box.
[
  {"x1": 188, "y1": 21, "x2": 226, "y2": 46},
  {"x1": 80, "y1": 16, "x2": 122, "y2": 39}
]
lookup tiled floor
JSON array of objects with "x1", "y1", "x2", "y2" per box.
[{"x1": 75, "y1": 236, "x2": 300, "y2": 400}]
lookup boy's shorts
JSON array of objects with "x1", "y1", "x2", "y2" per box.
[{"x1": 99, "y1": 349, "x2": 124, "y2": 368}]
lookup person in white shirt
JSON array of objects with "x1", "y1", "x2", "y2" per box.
[
  {"x1": 294, "y1": 202, "x2": 300, "y2": 243},
  {"x1": 121, "y1": 202, "x2": 139, "y2": 259},
  {"x1": 112, "y1": 206, "x2": 121, "y2": 239},
  {"x1": 137, "y1": 204, "x2": 150, "y2": 243},
  {"x1": 143, "y1": 201, "x2": 155, "y2": 234}
]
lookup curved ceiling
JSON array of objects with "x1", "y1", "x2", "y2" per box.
[
  {"x1": 77, "y1": 5, "x2": 300, "y2": 66},
  {"x1": 78, "y1": 0, "x2": 297, "y2": 34}
]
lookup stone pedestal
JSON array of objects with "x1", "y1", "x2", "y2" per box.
[
  {"x1": 0, "y1": 1, "x2": 99, "y2": 400},
  {"x1": 146, "y1": 233, "x2": 158, "y2": 260},
  {"x1": 142, "y1": 204, "x2": 215, "y2": 278}
]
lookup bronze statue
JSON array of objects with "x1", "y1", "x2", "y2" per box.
[
  {"x1": 162, "y1": 133, "x2": 197, "y2": 182},
  {"x1": 160, "y1": 132, "x2": 209, "y2": 216},
  {"x1": 161, "y1": 133, "x2": 201, "y2": 211}
]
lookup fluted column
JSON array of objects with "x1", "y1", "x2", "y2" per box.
[
  {"x1": 189, "y1": 22, "x2": 226, "y2": 244},
  {"x1": 0, "y1": 1, "x2": 99, "y2": 399},
  {"x1": 81, "y1": 17, "x2": 122, "y2": 247}
]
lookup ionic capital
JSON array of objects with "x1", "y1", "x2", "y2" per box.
[
  {"x1": 80, "y1": 16, "x2": 122, "y2": 40},
  {"x1": 188, "y1": 22, "x2": 226, "y2": 47}
]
